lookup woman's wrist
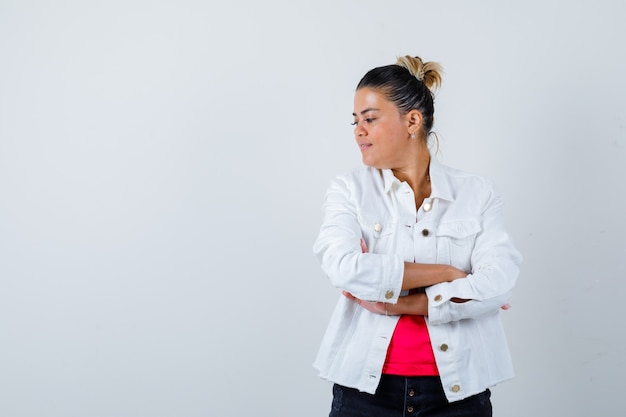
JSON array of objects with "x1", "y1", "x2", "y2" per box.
[{"x1": 395, "y1": 293, "x2": 428, "y2": 316}]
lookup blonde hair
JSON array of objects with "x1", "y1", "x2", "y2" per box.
[{"x1": 395, "y1": 55, "x2": 443, "y2": 92}]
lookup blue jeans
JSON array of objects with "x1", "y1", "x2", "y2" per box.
[{"x1": 329, "y1": 375, "x2": 492, "y2": 417}]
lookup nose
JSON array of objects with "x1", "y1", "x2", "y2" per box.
[{"x1": 354, "y1": 122, "x2": 366, "y2": 137}]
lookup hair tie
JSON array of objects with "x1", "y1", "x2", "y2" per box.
[{"x1": 414, "y1": 66, "x2": 425, "y2": 81}]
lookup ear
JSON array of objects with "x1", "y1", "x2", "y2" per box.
[{"x1": 405, "y1": 110, "x2": 423, "y2": 134}]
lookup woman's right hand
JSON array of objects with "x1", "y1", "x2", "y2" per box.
[
  {"x1": 360, "y1": 238, "x2": 369, "y2": 254},
  {"x1": 445, "y1": 265, "x2": 468, "y2": 282}
]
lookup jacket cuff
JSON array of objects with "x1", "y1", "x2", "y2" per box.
[{"x1": 378, "y1": 255, "x2": 404, "y2": 303}]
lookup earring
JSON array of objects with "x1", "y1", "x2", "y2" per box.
[{"x1": 410, "y1": 132, "x2": 416, "y2": 140}]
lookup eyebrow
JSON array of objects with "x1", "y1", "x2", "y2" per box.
[{"x1": 352, "y1": 108, "x2": 380, "y2": 117}]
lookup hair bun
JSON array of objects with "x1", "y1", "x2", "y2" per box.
[{"x1": 395, "y1": 55, "x2": 443, "y2": 91}]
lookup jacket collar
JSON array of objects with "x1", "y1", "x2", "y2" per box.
[{"x1": 380, "y1": 152, "x2": 455, "y2": 202}]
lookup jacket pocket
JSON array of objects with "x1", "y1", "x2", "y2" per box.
[
  {"x1": 436, "y1": 220, "x2": 481, "y2": 271},
  {"x1": 359, "y1": 214, "x2": 395, "y2": 254}
]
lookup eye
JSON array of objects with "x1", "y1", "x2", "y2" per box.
[{"x1": 351, "y1": 116, "x2": 376, "y2": 126}]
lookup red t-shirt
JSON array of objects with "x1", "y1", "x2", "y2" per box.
[{"x1": 382, "y1": 314, "x2": 439, "y2": 376}]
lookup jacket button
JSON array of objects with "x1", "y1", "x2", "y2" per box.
[
  {"x1": 408, "y1": 389, "x2": 415, "y2": 397},
  {"x1": 421, "y1": 228, "x2": 430, "y2": 236},
  {"x1": 434, "y1": 295, "x2": 443, "y2": 302},
  {"x1": 440, "y1": 344, "x2": 449, "y2": 352},
  {"x1": 451, "y1": 385, "x2": 460, "y2": 393},
  {"x1": 374, "y1": 223, "x2": 382, "y2": 232},
  {"x1": 423, "y1": 201, "x2": 432, "y2": 212},
  {"x1": 407, "y1": 406, "x2": 414, "y2": 413},
  {"x1": 385, "y1": 290, "x2": 394, "y2": 300}
]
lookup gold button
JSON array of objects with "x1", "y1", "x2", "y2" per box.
[
  {"x1": 408, "y1": 389, "x2": 415, "y2": 397},
  {"x1": 385, "y1": 290, "x2": 394, "y2": 300},
  {"x1": 407, "y1": 406, "x2": 414, "y2": 413},
  {"x1": 434, "y1": 294, "x2": 443, "y2": 302},
  {"x1": 451, "y1": 385, "x2": 460, "y2": 393},
  {"x1": 374, "y1": 223, "x2": 382, "y2": 232},
  {"x1": 440, "y1": 344, "x2": 449, "y2": 352}
]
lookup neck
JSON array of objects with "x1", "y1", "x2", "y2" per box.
[{"x1": 391, "y1": 147, "x2": 431, "y2": 195}]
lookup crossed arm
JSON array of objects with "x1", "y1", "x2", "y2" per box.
[{"x1": 342, "y1": 239, "x2": 510, "y2": 316}]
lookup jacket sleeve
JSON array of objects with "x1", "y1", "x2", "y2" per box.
[
  {"x1": 426, "y1": 182, "x2": 522, "y2": 324},
  {"x1": 312, "y1": 175, "x2": 404, "y2": 303}
]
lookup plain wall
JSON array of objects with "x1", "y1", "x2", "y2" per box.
[{"x1": 1, "y1": 1, "x2": 625, "y2": 416}]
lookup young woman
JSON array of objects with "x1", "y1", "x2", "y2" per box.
[{"x1": 313, "y1": 55, "x2": 522, "y2": 417}]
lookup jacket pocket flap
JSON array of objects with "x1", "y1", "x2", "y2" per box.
[
  {"x1": 436, "y1": 220, "x2": 481, "y2": 239},
  {"x1": 360, "y1": 214, "x2": 395, "y2": 238}
]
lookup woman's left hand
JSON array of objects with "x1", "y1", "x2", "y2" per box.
[
  {"x1": 342, "y1": 290, "x2": 430, "y2": 315},
  {"x1": 342, "y1": 290, "x2": 395, "y2": 316}
]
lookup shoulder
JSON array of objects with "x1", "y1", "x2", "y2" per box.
[
  {"x1": 329, "y1": 166, "x2": 382, "y2": 189},
  {"x1": 437, "y1": 163, "x2": 501, "y2": 209},
  {"x1": 323, "y1": 166, "x2": 386, "y2": 207},
  {"x1": 442, "y1": 163, "x2": 495, "y2": 191}
]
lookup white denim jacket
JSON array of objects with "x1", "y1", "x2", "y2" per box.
[{"x1": 312, "y1": 154, "x2": 522, "y2": 402}]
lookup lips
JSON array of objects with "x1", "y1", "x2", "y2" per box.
[{"x1": 359, "y1": 143, "x2": 372, "y2": 150}]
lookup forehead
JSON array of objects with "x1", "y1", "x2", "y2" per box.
[{"x1": 353, "y1": 88, "x2": 394, "y2": 113}]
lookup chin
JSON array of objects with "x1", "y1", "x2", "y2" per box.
[
  {"x1": 362, "y1": 157, "x2": 376, "y2": 168},
  {"x1": 362, "y1": 158, "x2": 385, "y2": 170}
]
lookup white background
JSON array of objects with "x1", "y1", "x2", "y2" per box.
[{"x1": 1, "y1": 1, "x2": 625, "y2": 416}]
